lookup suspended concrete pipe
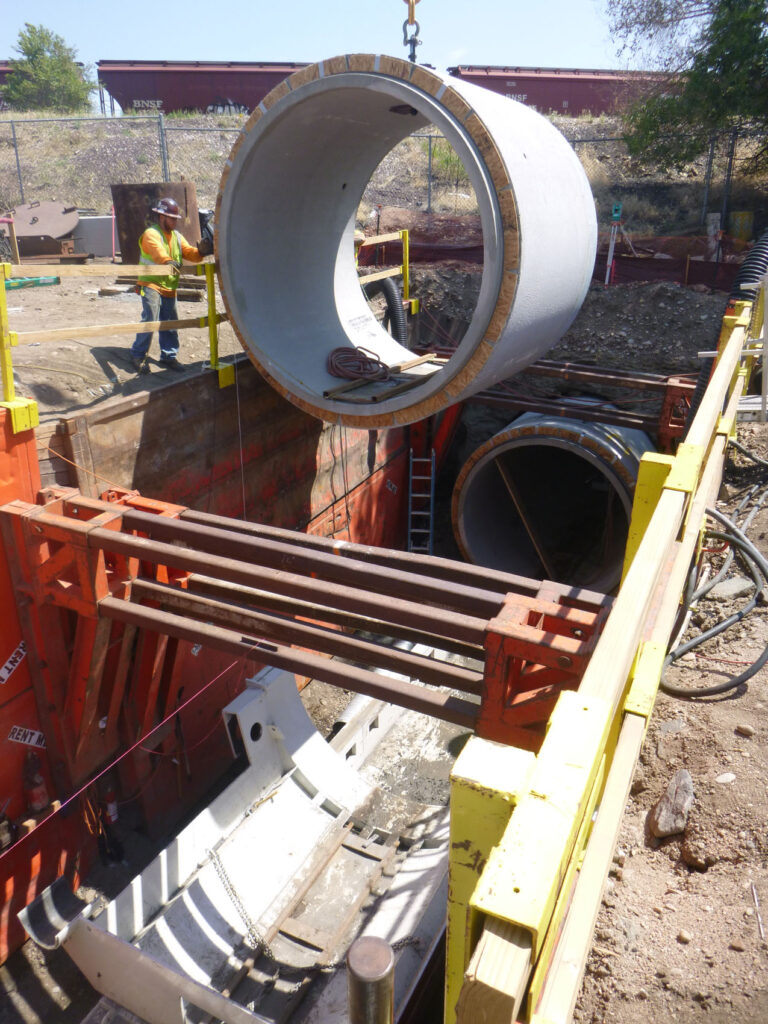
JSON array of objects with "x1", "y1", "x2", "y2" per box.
[
  {"x1": 452, "y1": 413, "x2": 654, "y2": 592},
  {"x1": 215, "y1": 55, "x2": 597, "y2": 428}
]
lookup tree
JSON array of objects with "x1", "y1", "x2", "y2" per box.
[
  {"x1": 609, "y1": 0, "x2": 768, "y2": 172},
  {"x1": 3, "y1": 24, "x2": 93, "y2": 112},
  {"x1": 608, "y1": 1, "x2": 716, "y2": 71}
]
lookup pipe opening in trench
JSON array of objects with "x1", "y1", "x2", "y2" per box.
[
  {"x1": 452, "y1": 415, "x2": 653, "y2": 592},
  {"x1": 216, "y1": 57, "x2": 597, "y2": 428}
]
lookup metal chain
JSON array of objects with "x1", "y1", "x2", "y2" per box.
[
  {"x1": 207, "y1": 844, "x2": 423, "y2": 987},
  {"x1": 207, "y1": 845, "x2": 274, "y2": 956}
]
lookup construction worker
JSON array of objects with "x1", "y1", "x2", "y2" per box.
[{"x1": 130, "y1": 197, "x2": 213, "y2": 373}]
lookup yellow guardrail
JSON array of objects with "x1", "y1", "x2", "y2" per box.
[
  {"x1": 446, "y1": 297, "x2": 762, "y2": 1023},
  {"x1": 356, "y1": 229, "x2": 416, "y2": 311},
  {"x1": 0, "y1": 260, "x2": 230, "y2": 433}
]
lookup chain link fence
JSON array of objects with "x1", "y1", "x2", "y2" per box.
[{"x1": 0, "y1": 112, "x2": 765, "y2": 239}]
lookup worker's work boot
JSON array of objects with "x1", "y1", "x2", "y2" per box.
[
  {"x1": 132, "y1": 357, "x2": 150, "y2": 375},
  {"x1": 160, "y1": 357, "x2": 185, "y2": 372}
]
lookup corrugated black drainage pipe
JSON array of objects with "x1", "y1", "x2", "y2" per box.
[{"x1": 364, "y1": 278, "x2": 409, "y2": 346}]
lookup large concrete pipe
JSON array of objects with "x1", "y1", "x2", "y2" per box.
[
  {"x1": 452, "y1": 413, "x2": 654, "y2": 592},
  {"x1": 215, "y1": 55, "x2": 597, "y2": 427}
]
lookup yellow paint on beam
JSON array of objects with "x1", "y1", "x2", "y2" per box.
[
  {"x1": 470, "y1": 692, "x2": 613, "y2": 958},
  {"x1": 526, "y1": 751, "x2": 606, "y2": 1017},
  {"x1": 621, "y1": 453, "x2": 673, "y2": 581},
  {"x1": 445, "y1": 736, "x2": 535, "y2": 1024},
  {"x1": 623, "y1": 640, "x2": 667, "y2": 721}
]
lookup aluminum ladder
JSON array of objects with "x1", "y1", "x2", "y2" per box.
[{"x1": 408, "y1": 448, "x2": 436, "y2": 555}]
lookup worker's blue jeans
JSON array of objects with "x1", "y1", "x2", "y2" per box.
[{"x1": 131, "y1": 287, "x2": 179, "y2": 361}]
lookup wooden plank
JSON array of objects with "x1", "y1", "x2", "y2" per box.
[
  {"x1": 16, "y1": 313, "x2": 226, "y2": 345},
  {"x1": 323, "y1": 353, "x2": 440, "y2": 398},
  {"x1": 580, "y1": 316, "x2": 748, "y2": 716},
  {"x1": 60, "y1": 417, "x2": 99, "y2": 497},
  {"x1": 371, "y1": 372, "x2": 437, "y2": 402},
  {"x1": 456, "y1": 917, "x2": 531, "y2": 1023},
  {"x1": 7, "y1": 262, "x2": 214, "y2": 278},
  {"x1": 35, "y1": 422, "x2": 75, "y2": 490},
  {"x1": 99, "y1": 285, "x2": 205, "y2": 303},
  {"x1": 278, "y1": 917, "x2": 330, "y2": 953},
  {"x1": 529, "y1": 328, "x2": 748, "y2": 1019},
  {"x1": 358, "y1": 267, "x2": 402, "y2": 286},
  {"x1": 686, "y1": 318, "x2": 749, "y2": 449},
  {"x1": 531, "y1": 714, "x2": 645, "y2": 1024},
  {"x1": 360, "y1": 231, "x2": 402, "y2": 246}
]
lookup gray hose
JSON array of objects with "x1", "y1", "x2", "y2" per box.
[{"x1": 661, "y1": 515, "x2": 768, "y2": 697}]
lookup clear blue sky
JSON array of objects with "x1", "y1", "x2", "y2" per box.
[{"x1": 1, "y1": 1, "x2": 627, "y2": 75}]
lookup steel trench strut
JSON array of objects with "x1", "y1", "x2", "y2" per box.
[
  {"x1": 185, "y1": 575, "x2": 484, "y2": 661},
  {"x1": 99, "y1": 597, "x2": 479, "y2": 729},
  {"x1": 83, "y1": 525, "x2": 490, "y2": 646},
  {"x1": 130, "y1": 579, "x2": 484, "y2": 694},
  {"x1": 179, "y1": 507, "x2": 561, "y2": 598},
  {"x1": 120, "y1": 507, "x2": 506, "y2": 618}
]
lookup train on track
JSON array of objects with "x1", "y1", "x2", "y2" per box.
[{"x1": 0, "y1": 59, "x2": 660, "y2": 116}]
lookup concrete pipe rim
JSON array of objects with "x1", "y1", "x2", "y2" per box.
[
  {"x1": 451, "y1": 418, "x2": 651, "y2": 592},
  {"x1": 215, "y1": 55, "x2": 518, "y2": 428}
]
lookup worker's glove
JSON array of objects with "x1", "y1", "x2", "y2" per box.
[
  {"x1": 166, "y1": 259, "x2": 183, "y2": 274},
  {"x1": 197, "y1": 237, "x2": 214, "y2": 257}
]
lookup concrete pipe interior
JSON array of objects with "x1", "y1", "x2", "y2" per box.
[
  {"x1": 452, "y1": 415, "x2": 653, "y2": 592},
  {"x1": 216, "y1": 56, "x2": 597, "y2": 427}
]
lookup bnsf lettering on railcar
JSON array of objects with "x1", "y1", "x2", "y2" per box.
[{"x1": 133, "y1": 99, "x2": 163, "y2": 110}]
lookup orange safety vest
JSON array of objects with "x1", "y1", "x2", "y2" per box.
[{"x1": 137, "y1": 225, "x2": 182, "y2": 293}]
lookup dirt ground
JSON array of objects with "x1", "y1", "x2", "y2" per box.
[
  {"x1": 5, "y1": 265, "x2": 243, "y2": 422},
  {"x1": 1, "y1": 264, "x2": 767, "y2": 1023}
]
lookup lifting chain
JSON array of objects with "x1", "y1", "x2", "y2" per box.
[{"x1": 402, "y1": 0, "x2": 422, "y2": 62}]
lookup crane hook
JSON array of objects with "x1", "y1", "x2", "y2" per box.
[{"x1": 403, "y1": 0, "x2": 421, "y2": 25}]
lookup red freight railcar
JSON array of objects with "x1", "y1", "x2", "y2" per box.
[
  {"x1": 447, "y1": 65, "x2": 661, "y2": 116},
  {"x1": 97, "y1": 60, "x2": 309, "y2": 114},
  {"x1": 4, "y1": 58, "x2": 660, "y2": 117}
]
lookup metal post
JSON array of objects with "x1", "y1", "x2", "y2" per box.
[
  {"x1": 427, "y1": 136, "x2": 433, "y2": 214},
  {"x1": 700, "y1": 134, "x2": 716, "y2": 226},
  {"x1": 0, "y1": 263, "x2": 15, "y2": 406},
  {"x1": 10, "y1": 122, "x2": 24, "y2": 205},
  {"x1": 347, "y1": 936, "x2": 395, "y2": 1024},
  {"x1": 717, "y1": 129, "x2": 737, "y2": 263},
  {"x1": 400, "y1": 229, "x2": 410, "y2": 301},
  {"x1": 158, "y1": 114, "x2": 170, "y2": 182},
  {"x1": 205, "y1": 262, "x2": 219, "y2": 369}
]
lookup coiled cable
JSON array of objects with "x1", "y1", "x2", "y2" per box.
[
  {"x1": 661, "y1": 502, "x2": 768, "y2": 697},
  {"x1": 327, "y1": 346, "x2": 391, "y2": 381}
]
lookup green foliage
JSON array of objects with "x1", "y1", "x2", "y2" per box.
[
  {"x1": 621, "y1": 0, "x2": 768, "y2": 171},
  {"x1": 3, "y1": 23, "x2": 93, "y2": 112},
  {"x1": 427, "y1": 138, "x2": 470, "y2": 187}
]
